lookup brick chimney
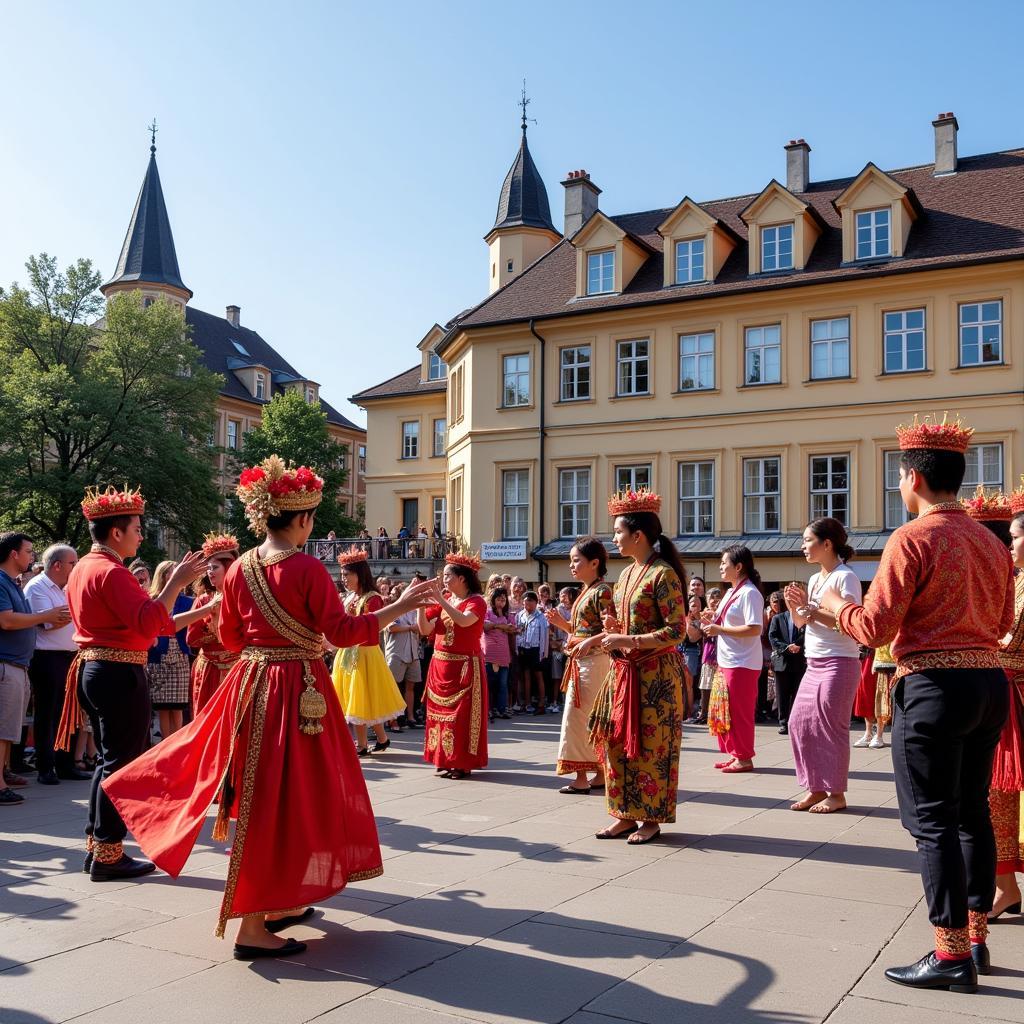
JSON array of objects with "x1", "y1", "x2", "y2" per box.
[
  {"x1": 561, "y1": 170, "x2": 601, "y2": 237},
  {"x1": 784, "y1": 139, "x2": 811, "y2": 193},
  {"x1": 226, "y1": 304, "x2": 240, "y2": 327},
  {"x1": 932, "y1": 112, "x2": 958, "y2": 176}
]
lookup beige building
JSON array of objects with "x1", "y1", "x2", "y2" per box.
[
  {"x1": 102, "y1": 139, "x2": 366, "y2": 518},
  {"x1": 360, "y1": 113, "x2": 1024, "y2": 588}
]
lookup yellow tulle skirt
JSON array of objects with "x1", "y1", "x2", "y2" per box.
[{"x1": 332, "y1": 644, "x2": 406, "y2": 726}]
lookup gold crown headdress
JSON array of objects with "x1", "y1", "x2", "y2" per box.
[
  {"x1": 607, "y1": 488, "x2": 662, "y2": 517},
  {"x1": 81, "y1": 484, "x2": 146, "y2": 521},
  {"x1": 235, "y1": 455, "x2": 324, "y2": 536},
  {"x1": 895, "y1": 412, "x2": 974, "y2": 454}
]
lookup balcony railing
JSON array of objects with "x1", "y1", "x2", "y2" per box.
[{"x1": 306, "y1": 536, "x2": 457, "y2": 562}]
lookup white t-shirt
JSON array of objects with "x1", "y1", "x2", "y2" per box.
[
  {"x1": 804, "y1": 563, "x2": 862, "y2": 659},
  {"x1": 715, "y1": 583, "x2": 764, "y2": 671}
]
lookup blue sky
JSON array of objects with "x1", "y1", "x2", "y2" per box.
[{"x1": 3, "y1": 0, "x2": 1022, "y2": 424}]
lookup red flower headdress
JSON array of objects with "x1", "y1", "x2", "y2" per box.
[
  {"x1": 337, "y1": 545, "x2": 369, "y2": 567},
  {"x1": 446, "y1": 550, "x2": 482, "y2": 572},
  {"x1": 896, "y1": 412, "x2": 974, "y2": 453},
  {"x1": 962, "y1": 485, "x2": 1012, "y2": 522},
  {"x1": 202, "y1": 532, "x2": 240, "y2": 560},
  {"x1": 607, "y1": 487, "x2": 662, "y2": 517},
  {"x1": 81, "y1": 484, "x2": 146, "y2": 521},
  {"x1": 235, "y1": 455, "x2": 324, "y2": 535},
  {"x1": 1010, "y1": 480, "x2": 1024, "y2": 516}
]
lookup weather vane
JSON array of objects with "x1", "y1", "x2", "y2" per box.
[
  {"x1": 519, "y1": 79, "x2": 536, "y2": 134},
  {"x1": 148, "y1": 118, "x2": 158, "y2": 153}
]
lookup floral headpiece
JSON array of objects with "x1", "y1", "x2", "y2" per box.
[
  {"x1": 235, "y1": 455, "x2": 324, "y2": 536},
  {"x1": 446, "y1": 550, "x2": 482, "y2": 572},
  {"x1": 201, "y1": 532, "x2": 240, "y2": 560},
  {"x1": 607, "y1": 487, "x2": 662, "y2": 517},
  {"x1": 896, "y1": 413, "x2": 974, "y2": 453},
  {"x1": 961, "y1": 485, "x2": 1012, "y2": 522},
  {"x1": 337, "y1": 545, "x2": 369, "y2": 567},
  {"x1": 1010, "y1": 479, "x2": 1024, "y2": 516},
  {"x1": 81, "y1": 484, "x2": 146, "y2": 521}
]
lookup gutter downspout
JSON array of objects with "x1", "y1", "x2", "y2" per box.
[{"x1": 529, "y1": 318, "x2": 546, "y2": 583}]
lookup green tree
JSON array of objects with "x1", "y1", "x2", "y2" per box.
[
  {"x1": 0, "y1": 254, "x2": 223, "y2": 554},
  {"x1": 227, "y1": 389, "x2": 361, "y2": 541}
]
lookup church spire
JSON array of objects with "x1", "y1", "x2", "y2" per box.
[{"x1": 491, "y1": 87, "x2": 555, "y2": 235}]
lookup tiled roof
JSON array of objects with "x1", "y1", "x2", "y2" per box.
[
  {"x1": 492, "y1": 130, "x2": 557, "y2": 235},
  {"x1": 454, "y1": 149, "x2": 1024, "y2": 333},
  {"x1": 351, "y1": 365, "x2": 447, "y2": 403},
  {"x1": 185, "y1": 306, "x2": 364, "y2": 433}
]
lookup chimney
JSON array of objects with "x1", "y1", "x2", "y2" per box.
[
  {"x1": 226, "y1": 304, "x2": 240, "y2": 327},
  {"x1": 784, "y1": 139, "x2": 811, "y2": 193},
  {"x1": 561, "y1": 169, "x2": 601, "y2": 237},
  {"x1": 932, "y1": 112, "x2": 958, "y2": 176}
]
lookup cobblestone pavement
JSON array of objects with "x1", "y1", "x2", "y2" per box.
[{"x1": 3, "y1": 718, "x2": 1024, "y2": 1023}]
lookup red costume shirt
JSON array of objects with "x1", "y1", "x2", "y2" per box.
[
  {"x1": 67, "y1": 550, "x2": 175, "y2": 651},
  {"x1": 837, "y1": 504, "x2": 1014, "y2": 678}
]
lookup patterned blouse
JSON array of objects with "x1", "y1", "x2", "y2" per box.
[
  {"x1": 1000, "y1": 573, "x2": 1024, "y2": 673},
  {"x1": 571, "y1": 581, "x2": 614, "y2": 639}
]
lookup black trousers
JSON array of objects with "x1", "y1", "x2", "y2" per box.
[
  {"x1": 28, "y1": 649, "x2": 76, "y2": 775},
  {"x1": 892, "y1": 668, "x2": 1007, "y2": 929},
  {"x1": 77, "y1": 660, "x2": 151, "y2": 845},
  {"x1": 775, "y1": 664, "x2": 805, "y2": 725}
]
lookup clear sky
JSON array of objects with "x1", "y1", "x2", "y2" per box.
[{"x1": 3, "y1": 0, "x2": 1022, "y2": 425}]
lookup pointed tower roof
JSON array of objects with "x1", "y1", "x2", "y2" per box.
[
  {"x1": 491, "y1": 125, "x2": 557, "y2": 235},
  {"x1": 104, "y1": 133, "x2": 191, "y2": 298}
]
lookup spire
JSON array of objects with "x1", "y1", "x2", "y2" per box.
[
  {"x1": 491, "y1": 87, "x2": 556, "y2": 235},
  {"x1": 103, "y1": 124, "x2": 191, "y2": 298}
]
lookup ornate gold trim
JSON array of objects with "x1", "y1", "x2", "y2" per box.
[
  {"x1": 79, "y1": 646, "x2": 148, "y2": 665},
  {"x1": 425, "y1": 684, "x2": 471, "y2": 708}
]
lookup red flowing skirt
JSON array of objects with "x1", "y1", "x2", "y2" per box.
[
  {"x1": 104, "y1": 656, "x2": 383, "y2": 931},
  {"x1": 423, "y1": 652, "x2": 488, "y2": 771},
  {"x1": 853, "y1": 656, "x2": 876, "y2": 718},
  {"x1": 191, "y1": 655, "x2": 236, "y2": 715}
]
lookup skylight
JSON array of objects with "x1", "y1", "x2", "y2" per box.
[{"x1": 231, "y1": 340, "x2": 251, "y2": 357}]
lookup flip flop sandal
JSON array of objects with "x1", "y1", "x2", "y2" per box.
[
  {"x1": 559, "y1": 785, "x2": 591, "y2": 795},
  {"x1": 595, "y1": 824, "x2": 639, "y2": 840}
]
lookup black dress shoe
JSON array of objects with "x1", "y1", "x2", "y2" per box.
[
  {"x1": 233, "y1": 937, "x2": 307, "y2": 961},
  {"x1": 885, "y1": 951, "x2": 977, "y2": 993},
  {"x1": 265, "y1": 907, "x2": 315, "y2": 933},
  {"x1": 37, "y1": 769, "x2": 60, "y2": 786},
  {"x1": 90, "y1": 854, "x2": 157, "y2": 882},
  {"x1": 778, "y1": 724, "x2": 788, "y2": 735},
  {"x1": 971, "y1": 942, "x2": 991, "y2": 975},
  {"x1": 83, "y1": 853, "x2": 93, "y2": 873},
  {"x1": 57, "y1": 768, "x2": 91, "y2": 781}
]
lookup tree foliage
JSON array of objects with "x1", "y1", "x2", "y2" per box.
[
  {"x1": 0, "y1": 254, "x2": 222, "y2": 554},
  {"x1": 226, "y1": 389, "x2": 361, "y2": 541}
]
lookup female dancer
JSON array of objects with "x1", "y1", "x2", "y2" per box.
[
  {"x1": 590, "y1": 489, "x2": 686, "y2": 844},
  {"x1": 332, "y1": 548, "x2": 406, "y2": 756},
  {"x1": 418, "y1": 552, "x2": 488, "y2": 779},
  {"x1": 104, "y1": 457, "x2": 437, "y2": 958}
]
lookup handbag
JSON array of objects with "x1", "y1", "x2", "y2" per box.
[{"x1": 707, "y1": 667, "x2": 731, "y2": 736}]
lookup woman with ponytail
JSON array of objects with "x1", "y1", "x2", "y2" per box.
[
  {"x1": 590, "y1": 490, "x2": 686, "y2": 845},
  {"x1": 783, "y1": 517, "x2": 863, "y2": 813}
]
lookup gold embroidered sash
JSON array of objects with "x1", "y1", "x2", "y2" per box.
[{"x1": 426, "y1": 650, "x2": 484, "y2": 755}]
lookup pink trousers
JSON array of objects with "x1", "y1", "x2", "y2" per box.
[{"x1": 718, "y1": 666, "x2": 760, "y2": 762}]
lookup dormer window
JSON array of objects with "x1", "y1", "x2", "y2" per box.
[
  {"x1": 675, "y1": 239, "x2": 705, "y2": 283},
  {"x1": 255, "y1": 372, "x2": 266, "y2": 400},
  {"x1": 761, "y1": 224, "x2": 793, "y2": 271},
  {"x1": 856, "y1": 208, "x2": 891, "y2": 259},
  {"x1": 305, "y1": 386, "x2": 316, "y2": 404},
  {"x1": 427, "y1": 351, "x2": 446, "y2": 380},
  {"x1": 587, "y1": 250, "x2": 615, "y2": 294}
]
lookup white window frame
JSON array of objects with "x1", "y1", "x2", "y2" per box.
[
  {"x1": 674, "y1": 238, "x2": 705, "y2": 284},
  {"x1": 358, "y1": 445, "x2": 366, "y2": 474},
  {"x1": 809, "y1": 454, "x2": 850, "y2": 524},
  {"x1": 883, "y1": 308, "x2": 926, "y2": 373},
  {"x1": 305, "y1": 386, "x2": 316, "y2": 405},
  {"x1": 616, "y1": 338, "x2": 650, "y2": 396},
  {"x1": 432, "y1": 496, "x2": 447, "y2": 535},
  {"x1": 432, "y1": 417, "x2": 446, "y2": 458},
  {"x1": 559, "y1": 345, "x2": 591, "y2": 401},
  {"x1": 254, "y1": 373, "x2": 266, "y2": 400},
  {"x1": 401, "y1": 421, "x2": 419, "y2": 459},
  {"x1": 678, "y1": 461, "x2": 714, "y2": 535},
  {"x1": 587, "y1": 250, "x2": 615, "y2": 295},
  {"x1": 744, "y1": 324, "x2": 781, "y2": 385},
  {"x1": 856, "y1": 208, "x2": 891, "y2": 260},
  {"x1": 960, "y1": 443, "x2": 1003, "y2": 499},
  {"x1": 450, "y1": 474, "x2": 464, "y2": 537},
  {"x1": 958, "y1": 300, "x2": 1003, "y2": 366},
  {"x1": 427, "y1": 351, "x2": 446, "y2": 380},
  {"x1": 743, "y1": 457, "x2": 781, "y2": 533},
  {"x1": 226, "y1": 420, "x2": 239, "y2": 450},
  {"x1": 558, "y1": 468, "x2": 591, "y2": 537},
  {"x1": 761, "y1": 224, "x2": 793, "y2": 272},
  {"x1": 502, "y1": 469, "x2": 530, "y2": 540},
  {"x1": 810, "y1": 317, "x2": 851, "y2": 380},
  {"x1": 883, "y1": 451, "x2": 911, "y2": 529},
  {"x1": 679, "y1": 331, "x2": 715, "y2": 391},
  {"x1": 502, "y1": 353, "x2": 531, "y2": 407},
  {"x1": 614, "y1": 465, "x2": 652, "y2": 493}
]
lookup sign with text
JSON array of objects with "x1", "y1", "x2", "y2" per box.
[{"x1": 480, "y1": 541, "x2": 528, "y2": 561}]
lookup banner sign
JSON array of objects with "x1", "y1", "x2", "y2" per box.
[{"x1": 480, "y1": 541, "x2": 528, "y2": 561}]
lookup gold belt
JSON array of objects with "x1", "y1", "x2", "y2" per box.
[
  {"x1": 196, "y1": 650, "x2": 241, "y2": 671},
  {"x1": 433, "y1": 651, "x2": 469, "y2": 662},
  {"x1": 79, "y1": 646, "x2": 148, "y2": 665},
  {"x1": 241, "y1": 645, "x2": 322, "y2": 664},
  {"x1": 897, "y1": 649, "x2": 1002, "y2": 680}
]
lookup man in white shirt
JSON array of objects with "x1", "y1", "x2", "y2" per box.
[
  {"x1": 25, "y1": 544, "x2": 86, "y2": 785},
  {"x1": 516, "y1": 592, "x2": 549, "y2": 717}
]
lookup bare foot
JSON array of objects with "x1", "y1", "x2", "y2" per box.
[
  {"x1": 627, "y1": 822, "x2": 661, "y2": 844},
  {"x1": 809, "y1": 794, "x2": 847, "y2": 814},
  {"x1": 236, "y1": 919, "x2": 289, "y2": 950},
  {"x1": 990, "y1": 881, "x2": 1023, "y2": 919},
  {"x1": 265, "y1": 907, "x2": 308, "y2": 922},
  {"x1": 596, "y1": 819, "x2": 637, "y2": 838},
  {"x1": 791, "y1": 791, "x2": 827, "y2": 811}
]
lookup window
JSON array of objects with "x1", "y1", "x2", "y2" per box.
[
  {"x1": 305, "y1": 386, "x2": 316, "y2": 404},
  {"x1": 432, "y1": 496, "x2": 447, "y2": 535},
  {"x1": 679, "y1": 461, "x2": 714, "y2": 535},
  {"x1": 506, "y1": 259, "x2": 514, "y2": 274},
  {"x1": 432, "y1": 418, "x2": 446, "y2": 457},
  {"x1": 231, "y1": 340, "x2": 251, "y2": 357},
  {"x1": 450, "y1": 475, "x2": 464, "y2": 536},
  {"x1": 358, "y1": 445, "x2": 366, "y2": 474},
  {"x1": 614, "y1": 465, "x2": 651, "y2": 493},
  {"x1": 679, "y1": 332, "x2": 715, "y2": 391},
  {"x1": 616, "y1": 339, "x2": 650, "y2": 396},
  {"x1": 587, "y1": 250, "x2": 615, "y2": 295},
  {"x1": 675, "y1": 238, "x2": 705, "y2": 284},
  {"x1": 856, "y1": 208, "x2": 890, "y2": 260},
  {"x1": 339, "y1": 446, "x2": 349, "y2": 472},
  {"x1": 883, "y1": 451, "x2": 911, "y2": 529},
  {"x1": 743, "y1": 457, "x2": 780, "y2": 532},
  {"x1": 427, "y1": 351, "x2": 446, "y2": 380},
  {"x1": 810, "y1": 454, "x2": 849, "y2": 523},
  {"x1": 761, "y1": 224, "x2": 793, "y2": 271},
  {"x1": 883, "y1": 309, "x2": 926, "y2": 373},
  {"x1": 401, "y1": 421, "x2": 419, "y2": 459},
  {"x1": 559, "y1": 468, "x2": 591, "y2": 537},
  {"x1": 226, "y1": 420, "x2": 239, "y2": 450},
  {"x1": 402, "y1": 499, "x2": 419, "y2": 533},
  {"x1": 960, "y1": 443, "x2": 1003, "y2": 499},
  {"x1": 502, "y1": 469, "x2": 530, "y2": 539},
  {"x1": 560, "y1": 345, "x2": 591, "y2": 401},
  {"x1": 502, "y1": 353, "x2": 530, "y2": 407},
  {"x1": 810, "y1": 317, "x2": 850, "y2": 380},
  {"x1": 744, "y1": 324, "x2": 781, "y2": 385},
  {"x1": 959, "y1": 301, "x2": 1002, "y2": 366},
  {"x1": 255, "y1": 373, "x2": 266, "y2": 400},
  {"x1": 450, "y1": 366, "x2": 465, "y2": 422}
]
